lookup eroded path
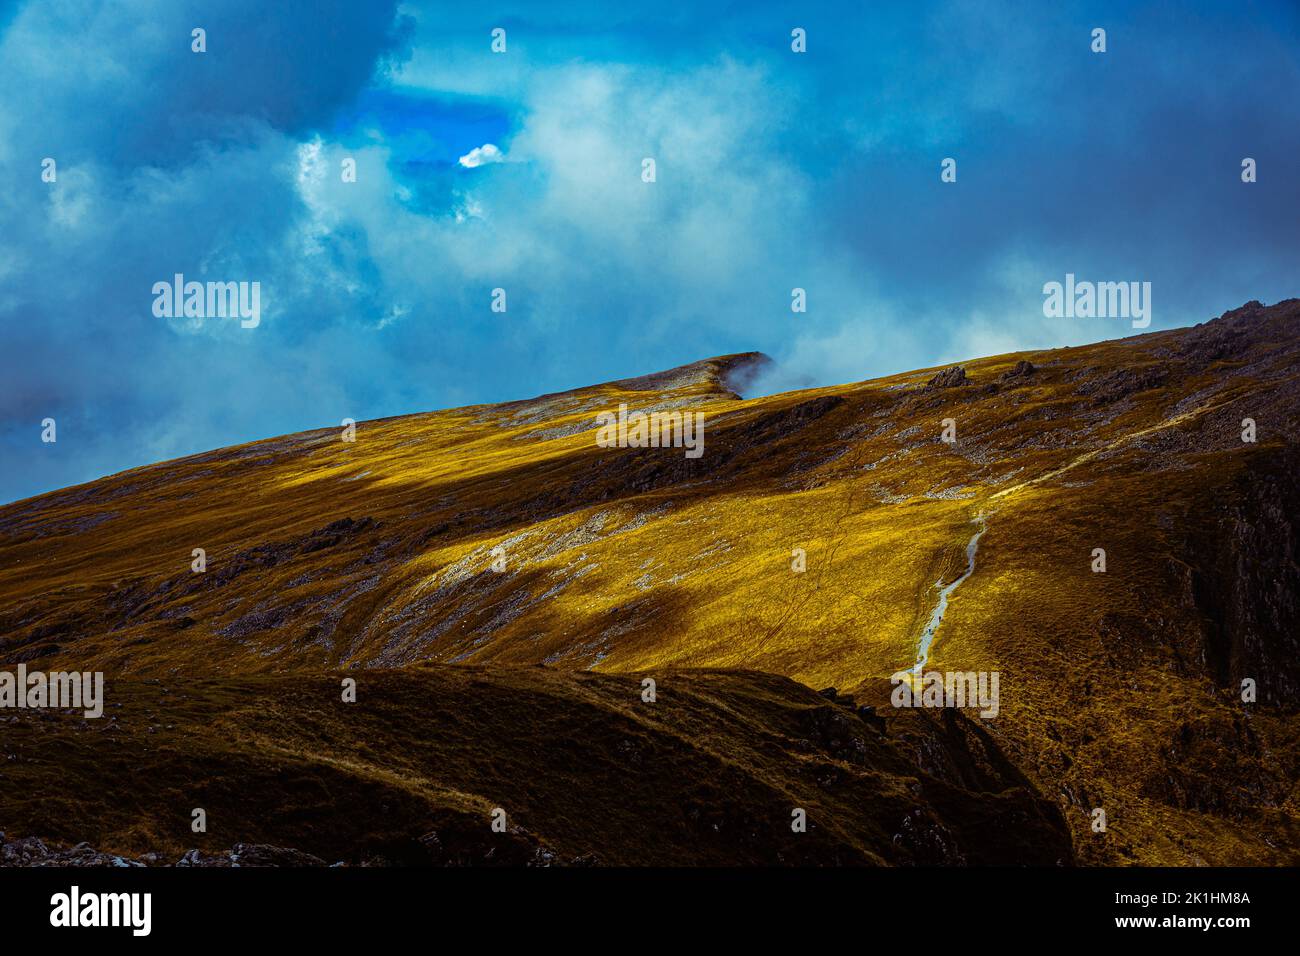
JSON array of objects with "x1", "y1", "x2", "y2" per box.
[{"x1": 910, "y1": 512, "x2": 986, "y2": 675}]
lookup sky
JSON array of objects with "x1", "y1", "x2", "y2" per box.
[{"x1": 1, "y1": 0, "x2": 1298, "y2": 504}]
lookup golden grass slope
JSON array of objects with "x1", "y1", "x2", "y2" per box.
[{"x1": 2, "y1": 298, "x2": 1299, "y2": 865}]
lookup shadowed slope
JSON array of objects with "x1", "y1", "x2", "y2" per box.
[{"x1": 0, "y1": 667, "x2": 1070, "y2": 866}]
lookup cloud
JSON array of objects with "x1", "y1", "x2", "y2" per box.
[
  {"x1": 1, "y1": 0, "x2": 1299, "y2": 504},
  {"x1": 0, "y1": 0, "x2": 412, "y2": 502},
  {"x1": 457, "y1": 143, "x2": 505, "y2": 168}
]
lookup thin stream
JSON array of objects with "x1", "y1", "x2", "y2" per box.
[{"x1": 911, "y1": 513, "x2": 987, "y2": 675}]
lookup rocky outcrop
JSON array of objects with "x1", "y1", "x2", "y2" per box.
[
  {"x1": 1188, "y1": 445, "x2": 1300, "y2": 707},
  {"x1": 998, "y1": 360, "x2": 1035, "y2": 381},
  {"x1": 925, "y1": 366, "x2": 970, "y2": 388}
]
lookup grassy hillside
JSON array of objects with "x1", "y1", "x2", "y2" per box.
[{"x1": 3, "y1": 299, "x2": 1299, "y2": 865}]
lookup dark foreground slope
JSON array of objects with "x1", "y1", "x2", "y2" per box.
[{"x1": 0, "y1": 667, "x2": 1069, "y2": 866}]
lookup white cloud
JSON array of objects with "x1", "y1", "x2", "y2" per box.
[{"x1": 457, "y1": 143, "x2": 504, "y2": 168}]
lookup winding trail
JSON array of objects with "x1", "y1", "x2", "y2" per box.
[{"x1": 990, "y1": 399, "x2": 1229, "y2": 503}]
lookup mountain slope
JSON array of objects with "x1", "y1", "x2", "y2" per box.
[
  {"x1": 2, "y1": 299, "x2": 1299, "y2": 865},
  {"x1": 0, "y1": 667, "x2": 1070, "y2": 866}
]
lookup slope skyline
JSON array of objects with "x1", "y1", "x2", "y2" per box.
[{"x1": 0, "y1": 311, "x2": 1228, "y2": 506}]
